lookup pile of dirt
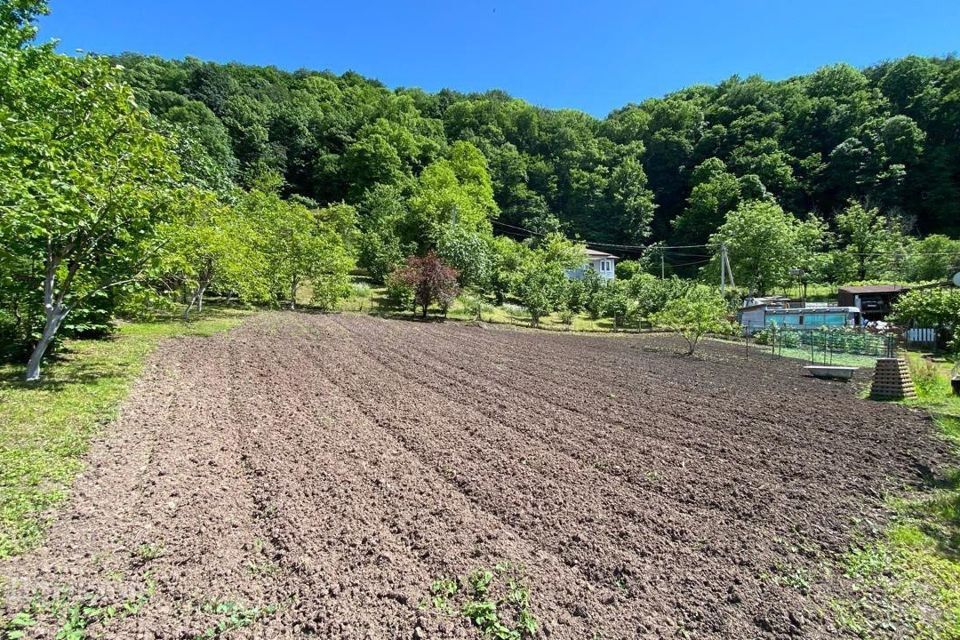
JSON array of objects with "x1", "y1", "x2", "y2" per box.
[{"x1": 1, "y1": 313, "x2": 951, "y2": 639}]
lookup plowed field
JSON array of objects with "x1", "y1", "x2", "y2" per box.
[{"x1": 1, "y1": 313, "x2": 950, "y2": 639}]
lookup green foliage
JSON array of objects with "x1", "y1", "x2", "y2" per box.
[
  {"x1": 515, "y1": 234, "x2": 584, "y2": 326},
  {"x1": 709, "y1": 201, "x2": 825, "y2": 295},
  {"x1": 436, "y1": 226, "x2": 494, "y2": 289},
  {"x1": 627, "y1": 274, "x2": 692, "y2": 321},
  {"x1": 427, "y1": 563, "x2": 538, "y2": 640},
  {"x1": 0, "y1": 42, "x2": 183, "y2": 379},
  {"x1": 101, "y1": 49, "x2": 960, "y2": 258},
  {"x1": 597, "y1": 280, "x2": 632, "y2": 329},
  {"x1": 580, "y1": 268, "x2": 605, "y2": 320},
  {"x1": 652, "y1": 285, "x2": 733, "y2": 354},
  {"x1": 891, "y1": 289, "x2": 960, "y2": 345}
]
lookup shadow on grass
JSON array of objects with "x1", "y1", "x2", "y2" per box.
[{"x1": 0, "y1": 358, "x2": 129, "y2": 393}]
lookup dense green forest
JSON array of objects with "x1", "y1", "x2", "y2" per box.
[
  {"x1": 3, "y1": 0, "x2": 960, "y2": 380},
  {"x1": 114, "y1": 50, "x2": 960, "y2": 246}
]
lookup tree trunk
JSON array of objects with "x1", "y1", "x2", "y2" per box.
[
  {"x1": 25, "y1": 268, "x2": 69, "y2": 382},
  {"x1": 290, "y1": 276, "x2": 298, "y2": 310},
  {"x1": 183, "y1": 282, "x2": 207, "y2": 320}
]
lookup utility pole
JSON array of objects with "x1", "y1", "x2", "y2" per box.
[
  {"x1": 720, "y1": 243, "x2": 727, "y2": 292},
  {"x1": 660, "y1": 249, "x2": 665, "y2": 279}
]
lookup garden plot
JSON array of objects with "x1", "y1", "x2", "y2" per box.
[{"x1": 0, "y1": 313, "x2": 950, "y2": 639}]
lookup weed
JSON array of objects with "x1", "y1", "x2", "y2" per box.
[
  {"x1": 196, "y1": 600, "x2": 278, "y2": 639},
  {"x1": 0, "y1": 583, "x2": 155, "y2": 640},
  {"x1": 426, "y1": 563, "x2": 538, "y2": 639},
  {"x1": 135, "y1": 542, "x2": 164, "y2": 563}
]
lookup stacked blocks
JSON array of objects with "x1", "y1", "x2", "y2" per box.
[{"x1": 870, "y1": 358, "x2": 916, "y2": 400}]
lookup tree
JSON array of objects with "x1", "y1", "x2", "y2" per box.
[
  {"x1": 708, "y1": 201, "x2": 824, "y2": 295},
  {"x1": 672, "y1": 158, "x2": 742, "y2": 245},
  {"x1": 517, "y1": 266, "x2": 561, "y2": 327},
  {"x1": 597, "y1": 280, "x2": 633, "y2": 329},
  {"x1": 160, "y1": 191, "x2": 267, "y2": 319},
  {"x1": 0, "y1": 46, "x2": 181, "y2": 381},
  {"x1": 238, "y1": 189, "x2": 356, "y2": 310},
  {"x1": 834, "y1": 202, "x2": 907, "y2": 281},
  {"x1": 652, "y1": 285, "x2": 732, "y2": 355},
  {"x1": 435, "y1": 226, "x2": 494, "y2": 290},
  {"x1": 890, "y1": 288, "x2": 960, "y2": 347},
  {"x1": 905, "y1": 235, "x2": 960, "y2": 282},
  {"x1": 390, "y1": 252, "x2": 460, "y2": 318}
]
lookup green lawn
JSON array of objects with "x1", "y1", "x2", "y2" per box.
[
  {"x1": 0, "y1": 308, "x2": 251, "y2": 559},
  {"x1": 832, "y1": 352, "x2": 960, "y2": 639}
]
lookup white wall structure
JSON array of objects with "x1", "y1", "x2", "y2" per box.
[{"x1": 565, "y1": 249, "x2": 618, "y2": 281}]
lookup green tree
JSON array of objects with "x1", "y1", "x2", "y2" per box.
[
  {"x1": 905, "y1": 235, "x2": 960, "y2": 282},
  {"x1": 652, "y1": 285, "x2": 732, "y2": 355},
  {"x1": 890, "y1": 288, "x2": 960, "y2": 347},
  {"x1": 160, "y1": 191, "x2": 268, "y2": 319},
  {"x1": 834, "y1": 201, "x2": 908, "y2": 281},
  {"x1": 0, "y1": 46, "x2": 181, "y2": 380},
  {"x1": 709, "y1": 201, "x2": 824, "y2": 295}
]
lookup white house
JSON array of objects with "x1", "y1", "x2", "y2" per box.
[{"x1": 566, "y1": 249, "x2": 617, "y2": 281}]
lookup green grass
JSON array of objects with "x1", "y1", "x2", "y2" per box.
[
  {"x1": 332, "y1": 283, "x2": 625, "y2": 333},
  {"x1": 757, "y1": 342, "x2": 881, "y2": 368},
  {"x1": 834, "y1": 353, "x2": 960, "y2": 639},
  {"x1": 444, "y1": 297, "x2": 619, "y2": 333},
  {"x1": 0, "y1": 308, "x2": 250, "y2": 559}
]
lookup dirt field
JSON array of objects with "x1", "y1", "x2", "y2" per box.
[{"x1": 1, "y1": 313, "x2": 951, "y2": 639}]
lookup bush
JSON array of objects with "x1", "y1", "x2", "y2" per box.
[
  {"x1": 563, "y1": 279, "x2": 586, "y2": 313},
  {"x1": 598, "y1": 280, "x2": 633, "y2": 329},
  {"x1": 460, "y1": 292, "x2": 491, "y2": 322},
  {"x1": 389, "y1": 252, "x2": 460, "y2": 318},
  {"x1": 652, "y1": 285, "x2": 732, "y2": 355},
  {"x1": 384, "y1": 273, "x2": 414, "y2": 311}
]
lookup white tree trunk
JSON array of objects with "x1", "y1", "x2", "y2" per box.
[
  {"x1": 183, "y1": 283, "x2": 208, "y2": 320},
  {"x1": 25, "y1": 267, "x2": 68, "y2": 382}
]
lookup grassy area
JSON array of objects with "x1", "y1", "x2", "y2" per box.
[
  {"x1": 757, "y1": 342, "x2": 881, "y2": 368},
  {"x1": 833, "y1": 352, "x2": 960, "y2": 638},
  {"x1": 330, "y1": 281, "x2": 627, "y2": 333},
  {"x1": 444, "y1": 297, "x2": 620, "y2": 332},
  {"x1": 0, "y1": 308, "x2": 251, "y2": 559}
]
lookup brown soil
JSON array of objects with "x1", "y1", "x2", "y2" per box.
[{"x1": 0, "y1": 313, "x2": 951, "y2": 639}]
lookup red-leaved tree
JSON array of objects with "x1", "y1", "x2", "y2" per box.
[{"x1": 391, "y1": 252, "x2": 460, "y2": 318}]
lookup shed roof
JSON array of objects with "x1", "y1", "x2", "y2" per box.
[{"x1": 838, "y1": 285, "x2": 909, "y2": 295}]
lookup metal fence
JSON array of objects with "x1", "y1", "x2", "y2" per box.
[{"x1": 752, "y1": 325, "x2": 896, "y2": 364}]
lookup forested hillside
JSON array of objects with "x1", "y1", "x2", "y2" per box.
[
  {"x1": 116, "y1": 52, "x2": 960, "y2": 247},
  {"x1": 3, "y1": 0, "x2": 960, "y2": 381}
]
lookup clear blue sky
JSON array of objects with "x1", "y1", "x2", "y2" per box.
[{"x1": 40, "y1": 0, "x2": 960, "y2": 117}]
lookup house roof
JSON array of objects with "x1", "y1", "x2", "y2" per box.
[
  {"x1": 838, "y1": 285, "x2": 908, "y2": 295},
  {"x1": 585, "y1": 248, "x2": 618, "y2": 259}
]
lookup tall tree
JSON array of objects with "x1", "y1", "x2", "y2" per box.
[{"x1": 0, "y1": 42, "x2": 181, "y2": 380}]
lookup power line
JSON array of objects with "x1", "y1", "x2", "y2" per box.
[{"x1": 490, "y1": 219, "x2": 710, "y2": 253}]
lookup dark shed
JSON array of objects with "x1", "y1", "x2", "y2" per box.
[{"x1": 837, "y1": 285, "x2": 909, "y2": 320}]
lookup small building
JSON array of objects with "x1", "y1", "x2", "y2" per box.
[
  {"x1": 566, "y1": 249, "x2": 617, "y2": 282},
  {"x1": 741, "y1": 305, "x2": 861, "y2": 333},
  {"x1": 837, "y1": 285, "x2": 909, "y2": 321}
]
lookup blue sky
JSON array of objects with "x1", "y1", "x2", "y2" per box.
[{"x1": 41, "y1": 0, "x2": 960, "y2": 117}]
